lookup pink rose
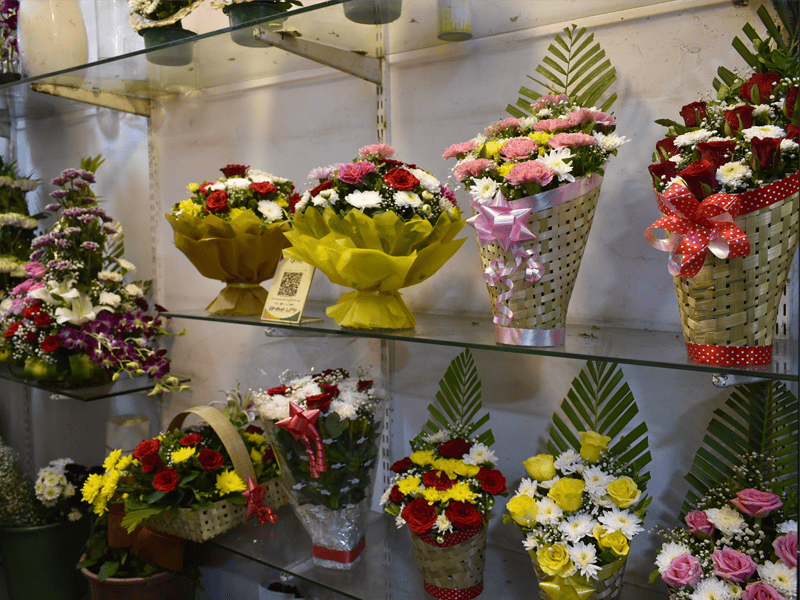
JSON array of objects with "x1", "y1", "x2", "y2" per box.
[
  {"x1": 712, "y1": 546, "x2": 757, "y2": 583},
  {"x1": 662, "y1": 553, "x2": 703, "y2": 588},
  {"x1": 505, "y1": 160, "x2": 555, "y2": 186},
  {"x1": 773, "y1": 531, "x2": 797, "y2": 568},
  {"x1": 743, "y1": 581, "x2": 786, "y2": 600},
  {"x1": 685, "y1": 510, "x2": 716, "y2": 537},
  {"x1": 532, "y1": 118, "x2": 574, "y2": 132},
  {"x1": 337, "y1": 161, "x2": 377, "y2": 184},
  {"x1": 731, "y1": 489, "x2": 783, "y2": 518},
  {"x1": 547, "y1": 132, "x2": 598, "y2": 149},
  {"x1": 500, "y1": 138, "x2": 539, "y2": 160}
]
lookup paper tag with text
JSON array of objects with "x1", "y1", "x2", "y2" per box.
[{"x1": 261, "y1": 259, "x2": 317, "y2": 324}]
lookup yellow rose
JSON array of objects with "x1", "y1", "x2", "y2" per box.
[
  {"x1": 579, "y1": 430, "x2": 611, "y2": 463},
  {"x1": 598, "y1": 531, "x2": 630, "y2": 557},
  {"x1": 187, "y1": 182, "x2": 200, "y2": 193},
  {"x1": 507, "y1": 494, "x2": 539, "y2": 526},
  {"x1": 523, "y1": 454, "x2": 556, "y2": 481},
  {"x1": 547, "y1": 477, "x2": 585, "y2": 512},
  {"x1": 536, "y1": 544, "x2": 575, "y2": 577},
  {"x1": 606, "y1": 476, "x2": 641, "y2": 508}
]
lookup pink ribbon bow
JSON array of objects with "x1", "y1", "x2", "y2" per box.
[
  {"x1": 243, "y1": 477, "x2": 277, "y2": 526},
  {"x1": 276, "y1": 402, "x2": 328, "y2": 478},
  {"x1": 467, "y1": 191, "x2": 537, "y2": 251},
  {"x1": 483, "y1": 246, "x2": 545, "y2": 325},
  {"x1": 645, "y1": 183, "x2": 750, "y2": 278}
]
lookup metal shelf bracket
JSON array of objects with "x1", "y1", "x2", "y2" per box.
[
  {"x1": 712, "y1": 373, "x2": 772, "y2": 388},
  {"x1": 30, "y1": 83, "x2": 152, "y2": 117}
]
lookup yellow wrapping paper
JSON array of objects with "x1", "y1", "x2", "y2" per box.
[
  {"x1": 166, "y1": 212, "x2": 291, "y2": 316},
  {"x1": 283, "y1": 207, "x2": 466, "y2": 329},
  {"x1": 531, "y1": 553, "x2": 626, "y2": 600}
]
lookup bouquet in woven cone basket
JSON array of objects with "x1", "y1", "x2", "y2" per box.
[
  {"x1": 505, "y1": 361, "x2": 651, "y2": 600},
  {"x1": 645, "y1": 5, "x2": 799, "y2": 367},
  {"x1": 283, "y1": 144, "x2": 466, "y2": 330},
  {"x1": 167, "y1": 164, "x2": 298, "y2": 316},
  {"x1": 382, "y1": 349, "x2": 508, "y2": 599},
  {"x1": 255, "y1": 367, "x2": 386, "y2": 570},
  {"x1": 444, "y1": 25, "x2": 626, "y2": 347},
  {"x1": 651, "y1": 381, "x2": 798, "y2": 600}
]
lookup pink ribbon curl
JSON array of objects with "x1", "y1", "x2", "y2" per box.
[
  {"x1": 243, "y1": 477, "x2": 277, "y2": 526},
  {"x1": 483, "y1": 245, "x2": 545, "y2": 325},
  {"x1": 276, "y1": 402, "x2": 328, "y2": 479}
]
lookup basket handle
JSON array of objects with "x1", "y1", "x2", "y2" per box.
[{"x1": 167, "y1": 405, "x2": 256, "y2": 483}]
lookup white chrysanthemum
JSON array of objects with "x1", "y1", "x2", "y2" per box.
[
  {"x1": 716, "y1": 161, "x2": 752, "y2": 187},
  {"x1": 395, "y1": 512, "x2": 406, "y2": 529},
  {"x1": 689, "y1": 577, "x2": 733, "y2": 600},
  {"x1": 125, "y1": 283, "x2": 143, "y2": 297},
  {"x1": 393, "y1": 190, "x2": 422, "y2": 208},
  {"x1": 99, "y1": 292, "x2": 121, "y2": 308},
  {"x1": 116, "y1": 258, "x2": 136, "y2": 272},
  {"x1": 583, "y1": 466, "x2": 614, "y2": 497},
  {"x1": 463, "y1": 442, "x2": 497, "y2": 466},
  {"x1": 706, "y1": 506, "x2": 746, "y2": 536},
  {"x1": 656, "y1": 541, "x2": 693, "y2": 572},
  {"x1": 469, "y1": 177, "x2": 499, "y2": 201},
  {"x1": 408, "y1": 168, "x2": 440, "y2": 192},
  {"x1": 593, "y1": 131, "x2": 629, "y2": 152},
  {"x1": 42, "y1": 470, "x2": 59, "y2": 486},
  {"x1": 435, "y1": 514, "x2": 453, "y2": 535},
  {"x1": 535, "y1": 497, "x2": 564, "y2": 525},
  {"x1": 780, "y1": 138, "x2": 799, "y2": 153},
  {"x1": 206, "y1": 181, "x2": 226, "y2": 192},
  {"x1": 296, "y1": 191, "x2": 312, "y2": 211},
  {"x1": 63, "y1": 483, "x2": 75, "y2": 498},
  {"x1": 319, "y1": 189, "x2": 340, "y2": 205},
  {"x1": 522, "y1": 532, "x2": 538, "y2": 551},
  {"x1": 742, "y1": 125, "x2": 786, "y2": 141},
  {"x1": 569, "y1": 542, "x2": 600, "y2": 579},
  {"x1": 539, "y1": 476, "x2": 561, "y2": 490},
  {"x1": 41, "y1": 486, "x2": 60, "y2": 503},
  {"x1": 751, "y1": 104, "x2": 775, "y2": 119},
  {"x1": 257, "y1": 200, "x2": 284, "y2": 222},
  {"x1": 540, "y1": 148, "x2": 575, "y2": 183},
  {"x1": 778, "y1": 520, "x2": 798, "y2": 534},
  {"x1": 67, "y1": 509, "x2": 83, "y2": 522},
  {"x1": 598, "y1": 506, "x2": 643, "y2": 539},
  {"x1": 246, "y1": 169, "x2": 277, "y2": 183},
  {"x1": 554, "y1": 450, "x2": 581, "y2": 474},
  {"x1": 673, "y1": 129, "x2": 714, "y2": 147},
  {"x1": 559, "y1": 513, "x2": 598, "y2": 543},
  {"x1": 345, "y1": 190, "x2": 383, "y2": 209},
  {"x1": 330, "y1": 399, "x2": 358, "y2": 421},
  {"x1": 254, "y1": 394, "x2": 291, "y2": 421},
  {"x1": 424, "y1": 430, "x2": 450, "y2": 444},
  {"x1": 440, "y1": 197, "x2": 456, "y2": 213},
  {"x1": 757, "y1": 561, "x2": 797, "y2": 598},
  {"x1": 516, "y1": 477, "x2": 539, "y2": 498},
  {"x1": 379, "y1": 486, "x2": 392, "y2": 506},
  {"x1": 97, "y1": 270, "x2": 123, "y2": 283},
  {"x1": 224, "y1": 177, "x2": 251, "y2": 190}
]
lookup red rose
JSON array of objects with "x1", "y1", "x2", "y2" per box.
[
  {"x1": 33, "y1": 312, "x2": 51, "y2": 327},
  {"x1": 21, "y1": 304, "x2": 40, "y2": 319},
  {"x1": 750, "y1": 137, "x2": 782, "y2": 174},
  {"x1": 678, "y1": 160, "x2": 718, "y2": 199},
  {"x1": 648, "y1": 161, "x2": 678, "y2": 188},
  {"x1": 268, "y1": 385, "x2": 289, "y2": 396},
  {"x1": 306, "y1": 392, "x2": 334, "y2": 413},
  {"x1": 697, "y1": 140, "x2": 738, "y2": 169},
  {"x1": 198, "y1": 448, "x2": 225, "y2": 471},
  {"x1": 739, "y1": 72, "x2": 781, "y2": 104},
  {"x1": 288, "y1": 192, "x2": 301, "y2": 213},
  {"x1": 24, "y1": 331, "x2": 37, "y2": 344},
  {"x1": 476, "y1": 468, "x2": 507, "y2": 495},
  {"x1": 262, "y1": 448, "x2": 275, "y2": 463},
  {"x1": 786, "y1": 86, "x2": 799, "y2": 120},
  {"x1": 40, "y1": 335, "x2": 60, "y2": 353},
  {"x1": 205, "y1": 190, "x2": 230, "y2": 214},
  {"x1": 250, "y1": 181, "x2": 278, "y2": 199},
  {"x1": 679, "y1": 101, "x2": 708, "y2": 127},
  {"x1": 787, "y1": 124, "x2": 799, "y2": 141},
  {"x1": 390, "y1": 457, "x2": 413, "y2": 473},
  {"x1": 357, "y1": 379, "x2": 373, "y2": 392},
  {"x1": 724, "y1": 105, "x2": 755, "y2": 136},
  {"x1": 179, "y1": 433, "x2": 202, "y2": 446},
  {"x1": 220, "y1": 164, "x2": 249, "y2": 178},
  {"x1": 383, "y1": 168, "x2": 420, "y2": 191},
  {"x1": 401, "y1": 497, "x2": 437, "y2": 535},
  {"x1": 133, "y1": 438, "x2": 161, "y2": 460},
  {"x1": 199, "y1": 182, "x2": 213, "y2": 195},
  {"x1": 388, "y1": 485, "x2": 404, "y2": 505},
  {"x1": 245, "y1": 424, "x2": 264, "y2": 435},
  {"x1": 444, "y1": 500, "x2": 483, "y2": 530},
  {"x1": 655, "y1": 137, "x2": 680, "y2": 161},
  {"x1": 140, "y1": 453, "x2": 164, "y2": 474},
  {"x1": 438, "y1": 438, "x2": 472, "y2": 459},
  {"x1": 309, "y1": 179, "x2": 333, "y2": 197},
  {"x1": 152, "y1": 468, "x2": 179, "y2": 492},
  {"x1": 422, "y1": 470, "x2": 456, "y2": 491},
  {"x1": 320, "y1": 383, "x2": 340, "y2": 398},
  {"x1": 4, "y1": 321, "x2": 21, "y2": 338}
]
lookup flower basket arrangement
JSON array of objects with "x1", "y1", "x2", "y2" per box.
[
  {"x1": 644, "y1": 6, "x2": 799, "y2": 367},
  {"x1": 504, "y1": 361, "x2": 651, "y2": 600},
  {"x1": 284, "y1": 144, "x2": 465, "y2": 329},
  {"x1": 128, "y1": 0, "x2": 203, "y2": 66},
  {"x1": 255, "y1": 367, "x2": 386, "y2": 569},
  {"x1": 0, "y1": 1, "x2": 20, "y2": 82},
  {"x1": 167, "y1": 164, "x2": 296, "y2": 316},
  {"x1": 0, "y1": 157, "x2": 41, "y2": 297},
  {"x1": 210, "y1": 0, "x2": 302, "y2": 47},
  {"x1": 444, "y1": 25, "x2": 626, "y2": 346},
  {"x1": 0, "y1": 156, "x2": 184, "y2": 394},
  {"x1": 382, "y1": 349, "x2": 507, "y2": 599}
]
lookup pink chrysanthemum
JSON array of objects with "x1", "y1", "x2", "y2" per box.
[
  {"x1": 337, "y1": 161, "x2": 378, "y2": 184},
  {"x1": 531, "y1": 94, "x2": 569, "y2": 111},
  {"x1": 505, "y1": 160, "x2": 556, "y2": 186},
  {"x1": 548, "y1": 133, "x2": 598, "y2": 149},
  {"x1": 359, "y1": 144, "x2": 395, "y2": 159},
  {"x1": 454, "y1": 159, "x2": 495, "y2": 182},
  {"x1": 533, "y1": 118, "x2": 575, "y2": 133},
  {"x1": 566, "y1": 108, "x2": 617, "y2": 128},
  {"x1": 442, "y1": 140, "x2": 478, "y2": 159},
  {"x1": 500, "y1": 138, "x2": 539, "y2": 160}
]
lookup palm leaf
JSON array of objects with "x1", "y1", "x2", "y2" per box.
[
  {"x1": 547, "y1": 361, "x2": 650, "y2": 489},
  {"x1": 681, "y1": 381, "x2": 799, "y2": 517},
  {"x1": 506, "y1": 24, "x2": 617, "y2": 118},
  {"x1": 421, "y1": 348, "x2": 494, "y2": 447}
]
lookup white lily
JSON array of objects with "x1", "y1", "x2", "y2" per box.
[{"x1": 55, "y1": 292, "x2": 112, "y2": 325}]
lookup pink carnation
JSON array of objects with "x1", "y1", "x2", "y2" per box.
[
  {"x1": 566, "y1": 108, "x2": 617, "y2": 128},
  {"x1": 454, "y1": 159, "x2": 495, "y2": 182},
  {"x1": 500, "y1": 138, "x2": 539, "y2": 160},
  {"x1": 484, "y1": 117, "x2": 521, "y2": 137},
  {"x1": 548, "y1": 132, "x2": 598, "y2": 149},
  {"x1": 505, "y1": 160, "x2": 555, "y2": 186},
  {"x1": 337, "y1": 161, "x2": 377, "y2": 184},
  {"x1": 533, "y1": 118, "x2": 574, "y2": 132},
  {"x1": 24, "y1": 262, "x2": 46, "y2": 279},
  {"x1": 443, "y1": 140, "x2": 478, "y2": 159},
  {"x1": 11, "y1": 279, "x2": 39, "y2": 296},
  {"x1": 359, "y1": 144, "x2": 394, "y2": 158},
  {"x1": 773, "y1": 532, "x2": 797, "y2": 568},
  {"x1": 531, "y1": 94, "x2": 569, "y2": 111}
]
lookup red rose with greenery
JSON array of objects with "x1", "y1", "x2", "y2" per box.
[
  {"x1": 679, "y1": 102, "x2": 708, "y2": 127},
  {"x1": 389, "y1": 485, "x2": 404, "y2": 505},
  {"x1": 152, "y1": 469, "x2": 179, "y2": 493},
  {"x1": 250, "y1": 182, "x2": 277, "y2": 199},
  {"x1": 133, "y1": 439, "x2": 160, "y2": 460},
  {"x1": 422, "y1": 470, "x2": 456, "y2": 491},
  {"x1": 197, "y1": 448, "x2": 225, "y2": 471},
  {"x1": 306, "y1": 392, "x2": 334, "y2": 413},
  {"x1": 383, "y1": 168, "x2": 419, "y2": 191},
  {"x1": 438, "y1": 438, "x2": 471, "y2": 459},
  {"x1": 40, "y1": 336, "x2": 60, "y2": 352},
  {"x1": 179, "y1": 433, "x2": 202, "y2": 446},
  {"x1": 4, "y1": 321, "x2": 20, "y2": 338},
  {"x1": 140, "y1": 454, "x2": 163, "y2": 474},
  {"x1": 476, "y1": 468, "x2": 507, "y2": 495},
  {"x1": 723, "y1": 105, "x2": 755, "y2": 136},
  {"x1": 33, "y1": 312, "x2": 51, "y2": 327},
  {"x1": 220, "y1": 164, "x2": 249, "y2": 178},
  {"x1": 402, "y1": 497, "x2": 438, "y2": 535},
  {"x1": 391, "y1": 457, "x2": 413, "y2": 473},
  {"x1": 750, "y1": 137, "x2": 782, "y2": 174},
  {"x1": 678, "y1": 160, "x2": 718, "y2": 199},
  {"x1": 739, "y1": 72, "x2": 781, "y2": 104},
  {"x1": 204, "y1": 190, "x2": 229, "y2": 214},
  {"x1": 697, "y1": 140, "x2": 738, "y2": 170},
  {"x1": 445, "y1": 500, "x2": 484, "y2": 530}
]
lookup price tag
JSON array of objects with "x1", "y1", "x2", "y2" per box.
[{"x1": 261, "y1": 259, "x2": 318, "y2": 324}]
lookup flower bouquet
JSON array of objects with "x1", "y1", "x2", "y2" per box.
[
  {"x1": 128, "y1": 0, "x2": 203, "y2": 66},
  {"x1": 444, "y1": 25, "x2": 626, "y2": 346},
  {"x1": 255, "y1": 367, "x2": 385, "y2": 569},
  {"x1": 0, "y1": 0, "x2": 19, "y2": 81},
  {"x1": 0, "y1": 157, "x2": 41, "y2": 299},
  {"x1": 644, "y1": 6, "x2": 799, "y2": 367},
  {"x1": 382, "y1": 349, "x2": 507, "y2": 599},
  {"x1": 284, "y1": 144, "x2": 465, "y2": 329},
  {"x1": 167, "y1": 164, "x2": 296, "y2": 316},
  {"x1": 505, "y1": 361, "x2": 651, "y2": 600},
  {"x1": 0, "y1": 156, "x2": 183, "y2": 394}
]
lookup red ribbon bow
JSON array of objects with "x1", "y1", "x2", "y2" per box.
[
  {"x1": 243, "y1": 477, "x2": 277, "y2": 525},
  {"x1": 276, "y1": 402, "x2": 328, "y2": 478},
  {"x1": 645, "y1": 182, "x2": 751, "y2": 278}
]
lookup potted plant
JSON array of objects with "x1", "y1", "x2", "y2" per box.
[
  {"x1": 210, "y1": 0, "x2": 302, "y2": 47},
  {"x1": 0, "y1": 157, "x2": 41, "y2": 299},
  {"x1": 343, "y1": 0, "x2": 402, "y2": 25},
  {"x1": 0, "y1": 439, "x2": 98, "y2": 600},
  {"x1": 128, "y1": 0, "x2": 204, "y2": 66}
]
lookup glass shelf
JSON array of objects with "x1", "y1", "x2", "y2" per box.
[
  {"x1": 0, "y1": 364, "x2": 190, "y2": 401},
  {"x1": 166, "y1": 305, "x2": 798, "y2": 382},
  {"x1": 211, "y1": 506, "x2": 665, "y2": 600}
]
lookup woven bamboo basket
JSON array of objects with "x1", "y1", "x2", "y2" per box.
[
  {"x1": 410, "y1": 527, "x2": 487, "y2": 600},
  {"x1": 475, "y1": 174, "x2": 603, "y2": 346},
  {"x1": 671, "y1": 175, "x2": 799, "y2": 367},
  {"x1": 144, "y1": 406, "x2": 255, "y2": 543},
  {"x1": 531, "y1": 555, "x2": 626, "y2": 600}
]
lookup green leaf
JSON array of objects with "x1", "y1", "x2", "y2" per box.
[
  {"x1": 323, "y1": 413, "x2": 348, "y2": 439},
  {"x1": 97, "y1": 560, "x2": 120, "y2": 582}
]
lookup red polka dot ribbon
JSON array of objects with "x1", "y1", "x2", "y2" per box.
[
  {"x1": 312, "y1": 537, "x2": 365, "y2": 563},
  {"x1": 416, "y1": 527, "x2": 482, "y2": 548},
  {"x1": 423, "y1": 581, "x2": 484, "y2": 600},
  {"x1": 687, "y1": 342, "x2": 773, "y2": 366}
]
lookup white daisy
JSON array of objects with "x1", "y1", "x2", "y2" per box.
[
  {"x1": 673, "y1": 129, "x2": 714, "y2": 147},
  {"x1": 656, "y1": 541, "x2": 693, "y2": 572},
  {"x1": 559, "y1": 513, "x2": 598, "y2": 544},
  {"x1": 593, "y1": 131, "x2": 629, "y2": 152},
  {"x1": 554, "y1": 450, "x2": 581, "y2": 474},
  {"x1": 598, "y1": 506, "x2": 643, "y2": 538},
  {"x1": 539, "y1": 148, "x2": 575, "y2": 182},
  {"x1": 393, "y1": 190, "x2": 422, "y2": 208},
  {"x1": 742, "y1": 125, "x2": 785, "y2": 141},
  {"x1": 583, "y1": 466, "x2": 614, "y2": 497},
  {"x1": 424, "y1": 430, "x2": 450, "y2": 444},
  {"x1": 535, "y1": 497, "x2": 563, "y2": 525},
  {"x1": 516, "y1": 477, "x2": 539, "y2": 498},
  {"x1": 435, "y1": 514, "x2": 453, "y2": 535},
  {"x1": 757, "y1": 560, "x2": 797, "y2": 599},
  {"x1": 780, "y1": 138, "x2": 799, "y2": 153},
  {"x1": 345, "y1": 190, "x2": 383, "y2": 209},
  {"x1": 257, "y1": 199, "x2": 284, "y2": 222},
  {"x1": 468, "y1": 177, "x2": 499, "y2": 202},
  {"x1": 705, "y1": 506, "x2": 746, "y2": 536},
  {"x1": 716, "y1": 161, "x2": 752, "y2": 188},
  {"x1": 463, "y1": 442, "x2": 497, "y2": 466},
  {"x1": 569, "y1": 542, "x2": 600, "y2": 579},
  {"x1": 522, "y1": 532, "x2": 538, "y2": 552},
  {"x1": 689, "y1": 577, "x2": 733, "y2": 600}
]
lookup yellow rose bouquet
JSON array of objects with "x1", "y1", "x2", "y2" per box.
[{"x1": 504, "y1": 361, "x2": 652, "y2": 600}]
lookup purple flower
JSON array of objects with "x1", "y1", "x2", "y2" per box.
[
  {"x1": 439, "y1": 185, "x2": 456, "y2": 203},
  {"x1": 81, "y1": 241, "x2": 100, "y2": 251},
  {"x1": 50, "y1": 190, "x2": 68, "y2": 198},
  {"x1": 60, "y1": 168, "x2": 81, "y2": 180},
  {"x1": 308, "y1": 166, "x2": 334, "y2": 180},
  {"x1": 77, "y1": 170, "x2": 95, "y2": 183},
  {"x1": 45, "y1": 203, "x2": 60, "y2": 211},
  {"x1": 51, "y1": 175, "x2": 69, "y2": 186},
  {"x1": 73, "y1": 180, "x2": 89, "y2": 189},
  {"x1": 77, "y1": 215, "x2": 96, "y2": 224}
]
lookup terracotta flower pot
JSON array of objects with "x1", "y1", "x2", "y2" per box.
[{"x1": 80, "y1": 564, "x2": 195, "y2": 600}]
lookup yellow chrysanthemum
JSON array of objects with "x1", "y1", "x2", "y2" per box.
[
  {"x1": 528, "y1": 131, "x2": 554, "y2": 145},
  {"x1": 483, "y1": 140, "x2": 504, "y2": 158},
  {"x1": 250, "y1": 447, "x2": 263, "y2": 464},
  {"x1": 497, "y1": 163, "x2": 515, "y2": 177},
  {"x1": 92, "y1": 496, "x2": 108, "y2": 516},
  {"x1": 216, "y1": 470, "x2": 246, "y2": 495},
  {"x1": 116, "y1": 455, "x2": 134, "y2": 473},
  {"x1": 245, "y1": 432, "x2": 267, "y2": 445},
  {"x1": 422, "y1": 487, "x2": 442, "y2": 503},
  {"x1": 103, "y1": 449, "x2": 122, "y2": 472},
  {"x1": 441, "y1": 482, "x2": 477, "y2": 503},
  {"x1": 81, "y1": 473, "x2": 104, "y2": 504},
  {"x1": 100, "y1": 469, "x2": 120, "y2": 502},
  {"x1": 397, "y1": 476, "x2": 422, "y2": 496},
  {"x1": 171, "y1": 447, "x2": 196, "y2": 464},
  {"x1": 431, "y1": 458, "x2": 480, "y2": 478},
  {"x1": 187, "y1": 182, "x2": 200, "y2": 193},
  {"x1": 275, "y1": 197, "x2": 288, "y2": 208},
  {"x1": 410, "y1": 450, "x2": 435, "y2": 467},
  {"x1": 178, "y1": 199, "x2": 202, "y2": 217}
]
